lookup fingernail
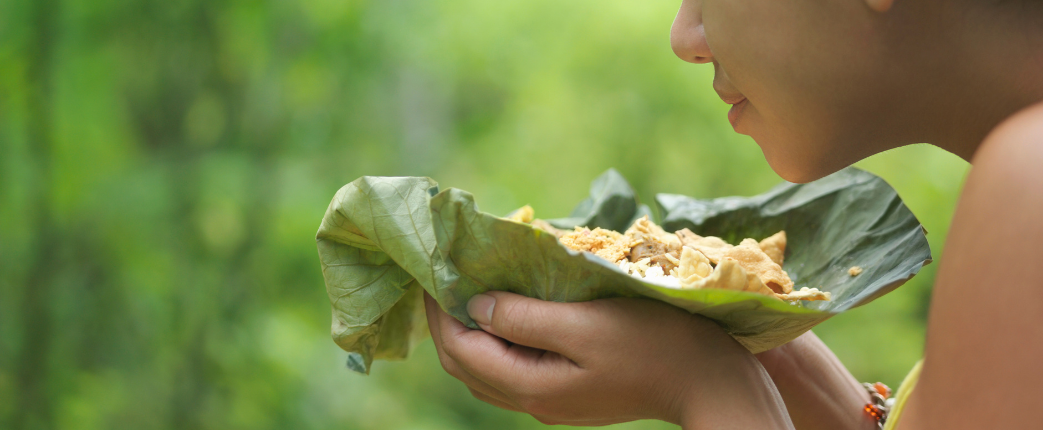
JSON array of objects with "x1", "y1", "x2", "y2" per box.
[{"x1": 467, "y1": 293, "x2": 495, "y2": 326}]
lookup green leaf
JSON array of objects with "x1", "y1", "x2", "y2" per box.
[
  {"x1": 546, "y1": 168, "x2": 653, "y2": 231},
  {"x1": 317, "y1": 168, "x2": 932, "y2": 373}
]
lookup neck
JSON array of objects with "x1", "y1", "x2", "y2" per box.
[{"x1": 919, "y1": 1, "x2": 1043, "y2": 162}]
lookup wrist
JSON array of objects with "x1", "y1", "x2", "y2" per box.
[
  {"x1": 756, "y1": 332, "x2": 814, "y2": 375},
  {"x1": 675, "y1": 346, "x2": 793, "y2": 429},
  {"x1": 755, "y1": 332, "x2": 876, "y2": 430}
]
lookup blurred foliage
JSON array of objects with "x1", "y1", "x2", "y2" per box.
[{"x1": 0, "y1": 0, "x2": 968, "y2": 429}]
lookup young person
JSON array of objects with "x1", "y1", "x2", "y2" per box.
[{"x1": 423, "y1": 0, "x2": 1043, "y2": 428}]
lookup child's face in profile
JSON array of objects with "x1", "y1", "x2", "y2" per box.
[{"x1": 672, "y1": 0, "x2": 922, "y2": 183}]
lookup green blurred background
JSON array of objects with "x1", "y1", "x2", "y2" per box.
[{"x1": 0, "y1": 0, "x2": 968, "y2": 429}]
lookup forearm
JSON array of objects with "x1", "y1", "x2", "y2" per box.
[{"x1": 756, "y1": 332, "x2": 875, "y2": 430}]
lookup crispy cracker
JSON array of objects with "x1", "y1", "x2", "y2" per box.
[
  {"x1": 758, "y1": 231, "x2": 787, "y2": 266},
  {"x1": 675, "y1": 254, "x2": 747, "y2": 291},
  {"x1": 506, "y1": 205, "x2": 535, "y2": 223},
  {"x1": 742, "y1": 264, "x2": 778, "y2": 296},
  {"x1": 722, "y1": 239, "x2": 794, "y2": 294},
  {"x1": 776, "y1": 287, "x2": 832, "y2": 301},
  {"x1": 672, "y1": 246, "x2": 713, "y2": 281},
  {"x1": 675, "y1": 229, "x2": 733, "y2": 264}
]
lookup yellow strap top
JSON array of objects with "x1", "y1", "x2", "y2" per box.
[{"x1": 883, "y1": 359, "x2": 924, "y2": 430}]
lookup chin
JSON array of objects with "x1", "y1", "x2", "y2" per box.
[
  {"x1": 765, "y1": 159, "x2": 829, "y2": 184},
  {"x1": 756, "y1": 137, "x2": 849, "y2": 184}
]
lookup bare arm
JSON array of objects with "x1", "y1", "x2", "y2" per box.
[
  {"x1": 757, "y1": 332, "x2": 876, "y2": 430},
  {"x1": 896, "y1": 103, "x2": 1043, "y2": 429}
]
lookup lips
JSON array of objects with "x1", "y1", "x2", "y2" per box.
[
  {"x1": 715, "y1": 88, "x2": 748, "y2": 129},
  {"x1": 726, "y1": 97, "x2": 748, "y2": 129},
  {"x1": 717, "y1": 93, "x2": 746, "y2": 105},
  {"x1": 711, "y1": 64, "x2": 749, "y2": 130}
]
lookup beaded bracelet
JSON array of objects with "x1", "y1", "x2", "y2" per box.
[{"x1": 863, "y1": 382, "x2": 895, "y2": 429}]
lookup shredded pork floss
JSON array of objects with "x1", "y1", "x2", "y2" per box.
[{"x1": 559, "y1": 227, "x2": 631, "y2": 263}]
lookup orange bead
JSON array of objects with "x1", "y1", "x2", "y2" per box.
[
  {"x1": 874, "y1": 382, "x2": 892, "y2": 398},
  {"x1": 864, "y1": 404, "x2": 884, "y2": 421}
]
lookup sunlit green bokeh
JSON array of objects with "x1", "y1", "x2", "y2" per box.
[{"x1": 0, "y1": 0, "x2": 968, "y2": 428}]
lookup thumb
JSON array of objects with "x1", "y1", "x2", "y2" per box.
[{"x1": 467, "y1": 291, "x2": 589, "y2": 353}]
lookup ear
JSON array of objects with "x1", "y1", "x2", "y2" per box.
[{"x1": 865, "y1": 0, "x2": 895, "y2": 12}]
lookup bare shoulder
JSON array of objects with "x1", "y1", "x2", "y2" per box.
[
  {"x1": 899, "y1": 102, "x2": 1043, "y2": 430},
  {"x1": 955, "y1": 101, "x2": 1043, "y2": 235},
  {"x1": 954, "y1": 101, "x2": 1043, "y2": 234},
  {"x1": 953, "y1": 100, "x2": 1043, "y2": 262},
  {"x1": 974, "y1": 100, "x2": 1043, "y2": 171}
]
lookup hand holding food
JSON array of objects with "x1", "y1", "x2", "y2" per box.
[
  {"x1": 423, "y1": 290, "x2": 793, "y2": 428},
  {"x1": 316, "y1": 168, "x2": 930, "y2": 373}
]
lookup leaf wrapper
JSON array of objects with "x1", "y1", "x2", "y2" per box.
[{"x1": 317, "y1": 168, "x2": 932, "y2": 373}]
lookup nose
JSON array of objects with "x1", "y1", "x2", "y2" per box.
[{"x1": 671, "y1": 0, "x2": 713, "y2": 64}]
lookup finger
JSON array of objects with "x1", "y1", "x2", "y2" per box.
[
  {"x1": 469, "y1": 387, "x2": 523, "y2": 412},
  {"x1": 425, "y1": 292, "x2": 517, "y2": 404},
  {"x1": 467, "y1": 290, "x2": 593, "y2": 354},
  {"x1": 439, "y1": 311, "x2": 580, "y2": 394},
  {"x1": 442, "y1": 350, "x2": 519, "y2": 407}
]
